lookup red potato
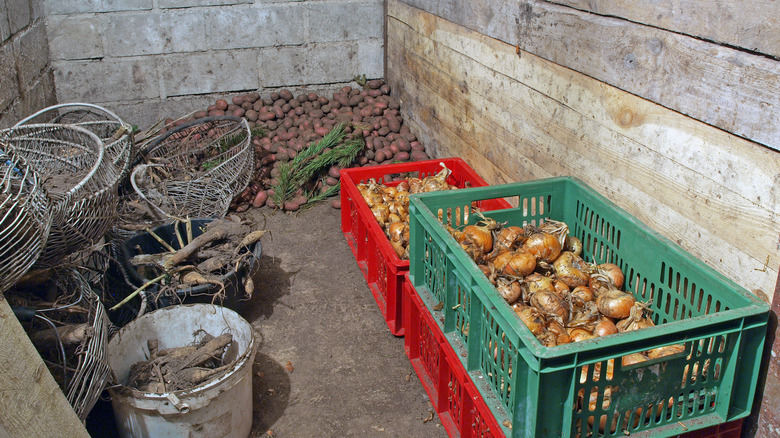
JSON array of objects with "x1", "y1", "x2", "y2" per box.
[
  {"x1": 325, "y1": 176, "x2": 339, "y2": 186},
  {"x1": 410, "y1": 150, "x2": 429, "y2": 161},
  {"x1": 330, "y1": 198, "x2": 341, "y2": 209},
  {"x1": 289, "y1": 98, "x2": 300, "y2": 109},
  {"x1": 193, "y1": 110, "x2": 208, "y2": 119},
  {"x1": 245, "y1": 109, "x2": 258, "y2": 122},
  {"x1": 279, "y1": 89, "x2": 294, "y2": 101},
  {"x1": 396, "y1": 139, "x2": 411, "y2": 152},
  {"x1": 215, "y1": 99, "x2": 228, "y2": 110},
  {"x1": 232, "y1": 95, "x2": 245, "y2": 105},
  {"x1": 232, "y1": 108, "x2": 245, "y2": 117},
  {"x1": 368, "y1": 89, "x2": 383, "y2": 98},
  {"x1": 394, "y1": 151, "x2": 410, "y2": 162},
  {"x1": 242, "y1": 101, "x2": 253, "y2": 110},
  {"x1": 375, "y1": 150, "x2": 386, "y2": 162},
  {"x1": 207, "y1": 104, "x2": 217, "y2": 111},
  {"x1": 208, "y1": 109, "x2": 225, "y2": 116},
  {"x1": 314, "y1": 126, "x2": 330, "y2": 136},
  {"x1": 252, "y1": 191, "x2": 268, "y2": 208},
  {"x1": 388, "y1": 118, "x2": 401, "y2": 133}
]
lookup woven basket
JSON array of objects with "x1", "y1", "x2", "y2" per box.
[
  {"x1": 0, "y1": 146, "x2": 53, "y2": 293},
  {"x1": 15, "y1": 103, "x2": 135, "y2": 183},
  {"x1": 133, "y1": 115, "x2": 254, "y2": 219},
  {"x1": 0, "y1": 124, "x2": 120, "y2": 266}
]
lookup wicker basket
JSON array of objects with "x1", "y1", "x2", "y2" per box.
[
  {"x1": 0, "y1": 124, "x2": 120, "y2": 267},
  {"x1": 15, "y1": 103, "x2": 135, "y2": 183},
  {"x1": 0, "y1": 146, "x2": 53, "y2": 293},
  {"x1": 133, "y1": 115, "x2": 254, "y2": 219},
  {"x1": 6, "y1": 268, "x2": 111, "y2": 421}
]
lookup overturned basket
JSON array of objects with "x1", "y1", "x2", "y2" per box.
[
  {"x1": 0, "y1": 146, "x2": 53, "y2": 293},
  {"x1": 14, "y1": 103, "x2": 135, "y2": 183},
  {"x1": 133, "y1": 115, "x2": 254, "y2": 219},
  {"x1": 0, "y1": 124, "x2": 121, "y2": 267},
  {"x1": 7, "y1": 268, "x2": 111, "y2": 421}
]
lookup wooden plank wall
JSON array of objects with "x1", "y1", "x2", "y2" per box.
[{"x1": 385, "y1": 1, "x2": 780, "y2": 435}]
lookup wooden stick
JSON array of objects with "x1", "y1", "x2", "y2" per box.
[{"x1": 146, "y1": 227, "x2": 176, "y2": 253}]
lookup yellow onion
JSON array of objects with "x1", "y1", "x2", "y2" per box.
[
  {"x1": 496, "y1": 277, "x2": 523, "y2": 304},
  {"x1": 525, "y1": 273, "x2": 556, "y2": 295},
  {"x1": 547, "y1": 319, "x2": 572, "y2": 345},
  {"x1": 531, "y1": 290, "x2": 569, "y2": 322},
  {"x1": 615, "y1": 302, "x2": 654, "y2": 332},
  {"x1": 395, "y1": 181, "x2": 410, "y2": 192},
  {"x1": 593, "y1": 317, "x2": 618, "y2": 337},
  {"x1": 491, "y1": 249, "x2": 514, "y2": 272},
  {"x1": 621, "y1": 352, "x2": 649, "y2": 366},
  {"x1": 597, "y1": 290, "x2": 636, "y2": 319},
  {"x1": 458, "y1": 219, "x2": 497, "y2": 255},
  {"x1": 521, "y1": 232, "x2": 562, "y2": 263},
  {"x1": 554, "y1": 280, "x2": 571, "y2": 295},
  {"x1": 371, "y1": 204, "x2": 390, "y2": 224},
  {"x1": 387, "y1": 213, "x2": 401, "y2": 224},
  {"x1": 646, "y1": 344, "x2": 686, "y2": 359},
  {"x1": 504, "y1": 250, "x2": 536, "y2": 277},
  {"x1": 564, "y1": 235, "x2": 583, "y2": 256},
  {"x1": 598, "y1": 263, "x2": 625, "y2": 289},
  {"x1": 387, "y1": 221, "x2": 407, "y2": 243},
  {"x1": 495, "y1": 226, "x2": 525, "y2": 251},
  {"x1": 571, "y1": 285, "x2": 594, "y2": 303},
  {"x1": 553, "y1": 251, "x2": 590, "y2": 288},
  {"x1": 363, "y1": 190, "x2": 383, "y2": 207},
  {"x1": 514, "y1": 305, "x2": 546, "y2": 336},
  {"x1": 569, "y1": 327, "x2": 596, "y2": 342},
  {"x1": 408, "y1": 177, "x2": 423, "y2": 193}
]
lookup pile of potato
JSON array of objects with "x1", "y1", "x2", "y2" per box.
[{"x1": 157, "y1": 80, "x2": 430, "y2": 212}]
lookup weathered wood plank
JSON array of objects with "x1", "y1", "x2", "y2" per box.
[
  {"x1": 401, "y1": 0, "x2": 780, "y2": 151},
  {"x1": 387, "y1": 0, "x2": 780, "y2": 295},
  {"x1": 0, "y1": 296, "x2": 89, "y2": 437},
  {"x1": 547, "y1": 0, "x2": 780, "y2": 59}
]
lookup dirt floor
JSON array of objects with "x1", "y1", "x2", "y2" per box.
[{"x1": 87, "y1": 201, "x2": 448, "y2": 437}]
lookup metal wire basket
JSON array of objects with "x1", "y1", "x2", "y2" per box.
[
  {"x1": 0, "y1": 124, "x2": 121, "y2": 267},
  {"x1": 0, "y1": 146, "x2": 53, "y2": 293},
  {"x1": 6, "y1": 268, "x2": 111, "y2": 421},
  {"x1": 14, "y1": 103, "x2": 135, "y2": 183},
  {"x1": 133, "y1": 115, "x2": 254, "y2": 219}
]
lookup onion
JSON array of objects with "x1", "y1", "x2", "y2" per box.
[
  {"x1": 495, "y1": 226, "x2": 525, "y2": 251},
  {"x1": 569, "y1": 327, "x2": 596, "y2": 342},
  {"x1": 521, "y1": 232, "x2": 562, "y2": 263},
  {"x1": 554, "y1": 280, "x2": 571, "y2": 295},
  {"x1": 491, "y1": 249, "x2": 514, "y2": 272},
  {"x1": 593, "y1": 317, "x2": 618, "y2": 337},
  {"x1": 387, "y1": 221, "x2": 407, "y2": 243},
  {"x1": 525, "y1": 273, "x2": 556, "y2": 295},
  {"x1": 598, "y1": 263, "x2": 625, "y2": 289},
  {"x1": 621, "y1": 352, "x2": 649, "y2": 366},
  {"x1": 514, "y1": 305, "x2": 546, "y2": 336},
  {"x1": 531, "y1": 290, "x2": 569, "y2": 322},
  {"x1": 571, "y1": 286, "x2": 594, "y2": 303},
  {"x1": 553, "y1": 251, "x2": 590, "y2": 288},
  {"x1": 504, "y1": 250, "x2": 536, "y2": 277},
  {"x1": 496, "y1": 278, "x2": 523, "y2": 304},
  {"x1": 564, "y1": 235, "x2": 583, "y2": 256},
  {"x1": 458, "y1": 224, "x2": 494, "y2": 255},
  {"x1": 646, "y1": 344, "x2": 686, "y2": 359},
  {"x1": 597, "y1": 290, "x2": 636, "y2": 319},
  {"x1": 371, "y1": 204, "x2": 390, "y2": 224},
  {"x1": 615, "y1": 302, "x2": 654, "y2": 332},
  {"x1": 547, "y1": 319, "x2": 572, "y2": 345}
]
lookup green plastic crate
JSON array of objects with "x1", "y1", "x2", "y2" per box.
[{"x1": 407, "y1": 176, "x2": 769, "y2": 438}]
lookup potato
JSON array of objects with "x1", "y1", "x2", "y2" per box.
[
  {"x1": 252, "y1": 191, "x2": 268, "y2": 208},
  {"x1": 193, "y1": 110, "x2": 208, "y2": 119},
  {"x1": 245, "y1": 109, "x2": 258, "y2": 122},
  {"x1": 232, "y1": 95, "x2": 245, "y2": 106},
  {"x1": 215, "y1": 99, "x2": 228, "y2": 110},
  {"x1": 330, "y1": 198, "x2": 341, "y2": 209},
  {"x1": 410, "y1": 150, "x2": 429, "y2": 161},
  {"x1": 208, "y1": 109, "x2": 225, "y2": 116},
  {"x1": 394, "y1": 151, "x2": 410, "y2": 162},
  {"x1": 279, "y1": 89, "x2": 294, "y2": 101}
]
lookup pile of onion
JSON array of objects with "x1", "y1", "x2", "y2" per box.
[
  {"x1": 450, "y1": 214, "x2": 684, "y2": 358},
  {"x1": 357, "y1": 163, "x2": 456, "y2": 259}
]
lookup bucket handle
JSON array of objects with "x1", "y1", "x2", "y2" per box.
[{"x1": 164, "y1": 392, "x2": 190, "y2": 414}]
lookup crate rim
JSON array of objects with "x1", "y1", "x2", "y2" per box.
[{"x1": 408, "y1": 175, "x2": 770, "y2": 362}]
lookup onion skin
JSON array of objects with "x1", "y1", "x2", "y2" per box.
[
  {"x1": 564, "y1": 235, "x2": 583, "y2": 256},
  {"x1": 496, "y1": 278, "x2": 523, "y2": 304},
  {"x1": 597, "y1": 290, "x2": 636, "y2": 319},
  {"x1": 515, "y1": 306, "x2": 546, "y2": 336},
  {"x1": 571, "y1": 286, "x2": 594, "y2": 303},
  {"x1": 615, "y1": 302, "x2": 655, "y2": 332},
  {"x1": 525, "y1": 273, "x2": 556, "y2": 296},
  {"x1": 458, "y1": 224, "x2": 493, "y2": 254},
  {"x1": 495, "y1": 226, "x2": 525, "y2": 250},
  {"x1": 553, "y1": 251, "x2": 590, "y2": 288}
]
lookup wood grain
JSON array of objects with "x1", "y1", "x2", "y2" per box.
[
  {"x1": 547, "y1": 0, "x2": 780, "y2": 59},
  {"x1": 0, "y1": 297, "x2": 89, "y2": 437},
  {"x1": 401, "y1": 0, "x2": 780, "y2": 151},
  {"x1": 387, "y1": 0, "x2": 780, "y2": 295}
]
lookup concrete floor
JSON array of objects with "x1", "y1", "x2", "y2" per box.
[{"x1": 87, "y1": 201, "x2": 448, "y2": 437}]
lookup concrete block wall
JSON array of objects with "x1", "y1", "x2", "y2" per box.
[
  {"x1": 44, "y1": 0, "x2": 385, "y2": 130},
  {"x1": 0, "y1": 0, "x2": 57, "y2": 129}
]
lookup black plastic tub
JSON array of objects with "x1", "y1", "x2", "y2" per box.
[{"x1": 120, "y1": 219, "x2": 261, "y2": 309}]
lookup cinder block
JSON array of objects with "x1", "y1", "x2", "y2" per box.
[
  {"x1": 159, "y1": 0, "x2": 252, "y2": 8},
  {"x1": 207, "y1": 4, "x2": 306, "y2": 50},
  {"x1": 6, "y1": 69, "x2": 57, "y2": 123},
  {"x1": 6, "y1": 0, "x2": 31, "y2": 34},
  {"x1": 160, "y1": 49, "x2": 259, "y2": 96},
  {"x1": 14, "y1": 22, "x2": 48, "y2": 89},
  {"x1": 105, "y1": 10, "x2": 207, "y2": 56},
  {"x1": 47, "y1": 15, "x2": 103, "y2": 60},
  {"x1": 44, "y1": 0, "x2": 152, "y2": 15},
  {"x1": 0, "y1": 43, "x2": 20, "y2": 110},
  {"x1": 306, "y1": 0, "x2": 383, "y2": 42},
  {"x1": 258, "y1": 41, "x2": 369, "y2": 87},
  {"x1": 30, "y1": 0, "x2": 44, "y2": 22},
  {"x1": 53, "y1": 58, "x2": 159, "y2": 102},
  {"x1": 357, "y1": 37, "x2": 384, "y2": 79},
  {"x1": 1, "y1": 1, "x2": 11, "y2": 41}
]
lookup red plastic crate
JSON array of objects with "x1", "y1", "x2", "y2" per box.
[
  {"x1": 340, "y1": 158, "x2": 511, "y2": 336},
  {"x1": 402, "y1": 274, "x2": 505, "y2": 437}
]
